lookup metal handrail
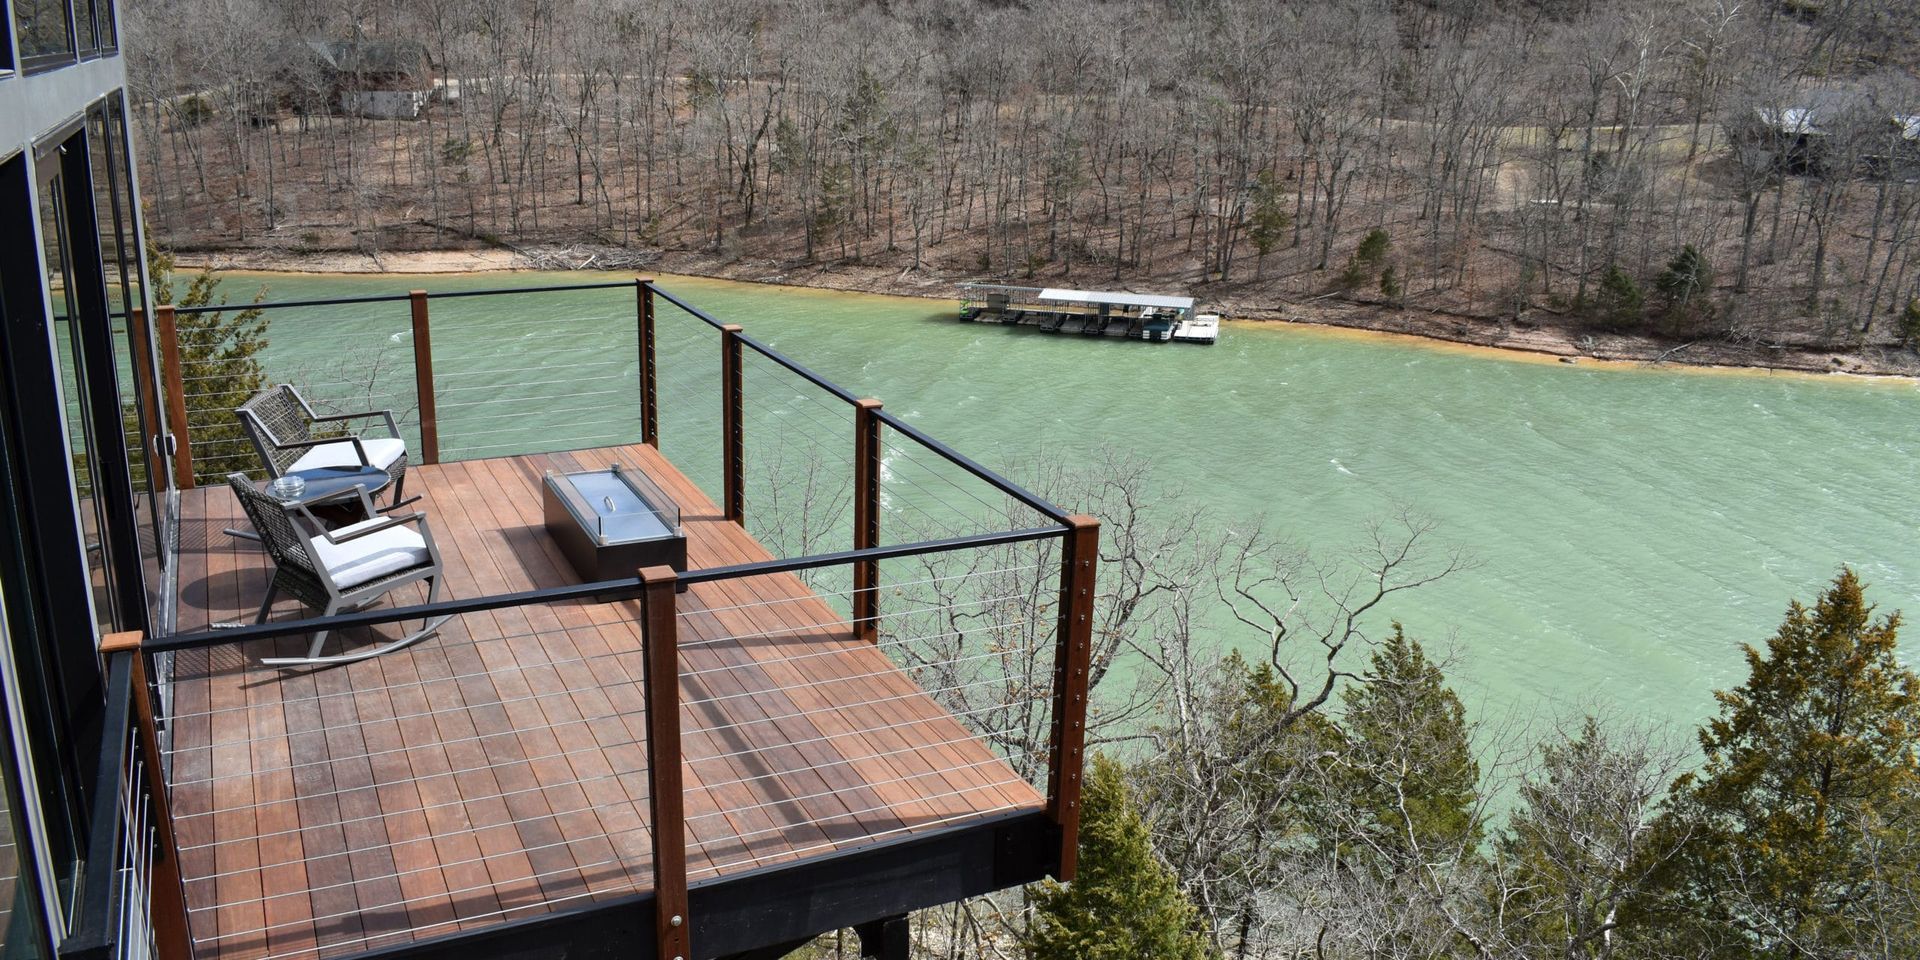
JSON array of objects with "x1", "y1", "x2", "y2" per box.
[
  {"x1": 874, "y1": 409, "x2": 1072, "y2": 525},
  {"x1": 644, "y1": 280, "x2": 1063, "y2": 519},
  {"x1": 144, "y1": 524, "x2": 1067, "y2": 654},
  {"x1": 166, "y1": 280, "x2": 646, "y2": 316},
  {"x1": 57, "y1": 650, "x2": 135, "y2": 960}
]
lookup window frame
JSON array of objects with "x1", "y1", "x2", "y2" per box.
[{"x1": 15, "y1": 0, "x2": 78, "y2": 74}]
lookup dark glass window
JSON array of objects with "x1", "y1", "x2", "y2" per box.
[
  {"x1": 0, "y1": 589, "x2": 54, "y2": 960},
  {"x1": 73, "y1": 0, "x2": 112, "y2": 56},
  {"x1": 42, "y1": 170, "x2": 121, "y2": 638},
  {"x1": 89, "y1": 99, "x2": 163, "y2": 621},
  {"x1": 13, "y1": 0, "x2": 74, "y2": 68},
  {"x1": 71, "y1": 0, "x2": 92, "y2": 56},
  {"x1": 92, "y1": 0, "x2": 114, "y2": 52}
]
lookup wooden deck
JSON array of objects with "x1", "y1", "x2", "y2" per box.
[{"x1": 164, "y1": 443, "x2": 1042, "y2": 960}]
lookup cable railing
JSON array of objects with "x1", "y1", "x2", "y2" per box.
[
  {"x1": 59, "y1": 636, "x2": 186, "y2": 960},
  {"x1": 134, "y1": 279, "x2": 1094, "y2": 960},
  {"x1": 133, "y1": 518, "x2": 1090, "y2": 960}
]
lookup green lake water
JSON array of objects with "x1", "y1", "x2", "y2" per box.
[{"x1": 223, "y1": 269, "x2": 1920, "y2": 733}]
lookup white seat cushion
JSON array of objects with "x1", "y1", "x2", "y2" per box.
[
  {"x1": 310, "y1": 518, "x2": 430, "y2": 589},
  {"x1": 290, "y1": 437, "x2": 407, "y2": 474}
]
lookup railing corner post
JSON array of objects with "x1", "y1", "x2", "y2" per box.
[
  {"x1": 1045, "y1": 515, "x2": 1099, "y2": 882},
  {"x1": 637, "y1": 278, "x2": 659, "y2": 446},
  {"x1": 154, "y1": 304, "x2": 195, "y2": 490},
  {"x1": 719, "y1": 324, "x2": 745, "y2": 525},
  {"x1": 639, "y1": 566, "x2": 690, "y2": 960},
  {"x1": 409, "y1": 290, "x2": 439, "y2": 465},
  {"x1": 100, "y1": 631, "x2": 192, "y2": 960},
  {"x1": 852, "y1": 398, "x2": 884, "y2": 644}
]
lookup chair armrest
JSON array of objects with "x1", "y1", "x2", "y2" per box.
[
  {"x1": 318, "y1": 511, "x2": 427, "y2": 545},
  {"x1": 272, "y1": 435, "x2": 373, "y2": 465},
  {"x1": 311, "y1": 409, "x2": 402, "y2": 439},
  {"x1": 378, "y1": 494, "x2": 424, "y2": 513}
]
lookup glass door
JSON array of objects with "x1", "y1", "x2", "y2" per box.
[{"x1": 37, "y1": 158, "x2": 119, "y2": 636}]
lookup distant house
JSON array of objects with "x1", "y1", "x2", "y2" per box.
[
  {"x1": 1741, "y1": 88, "x2": 1920, "y2": 177},
  {"x1": 301, "y1": 37, "x2": 434, "y2": 119}
]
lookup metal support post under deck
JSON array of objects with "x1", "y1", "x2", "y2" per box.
[
  {"x1": 852, "y1": 398, "x2": 883, "y2": 643},
  {"x1": 720, "y1": 324, "x2": 745, "y2": 525},
  {"x1": 854, "y1": 915, "x2": 910, "y2": 960},
  {"x1": 1044, "y1": 515, "x2": 1099, "y2": 881},
  {"x1": 640, "y1": 567, "x2": 690, "y2": 960}
]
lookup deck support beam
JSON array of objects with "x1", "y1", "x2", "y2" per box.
[
  {"x1": 1044, "y1": 515, "x2": 1100, "y2": 881},
  {"x1": 409, "y1": 290, "x2": 439, "y2": 464},
  {"x1": 640, "y1": 566, "x2": 691, "y2": 960},
  {"x1": 638, "y1": 278, "x2": 659, "y2": 445},
  {"x1": 852, "y1": 398, "x2": 883, "y2": 643},
  {"x1": 720, "y1": 324, "x2": 745, "y2": 525}
]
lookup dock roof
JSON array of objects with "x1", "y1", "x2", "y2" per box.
[{"x1": 960, "y1": 283, "x2": 1195, "y2": 311}]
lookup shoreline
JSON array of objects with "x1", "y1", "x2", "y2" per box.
[{"x1": 173, "y1": 247, "x2": 1920, "y2": 380}]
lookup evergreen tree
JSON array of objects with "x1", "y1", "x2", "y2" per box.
[
  {"x1": 1028, "y1": 754, "x2": 1212, "y2": 960},
  {"x1": 1635, "y1": 569, "x2": 1919, "y2": 958},
  {"x1": 1248, "y1": 170, "x2": 1291, "y2": 279},
  {"x1": 1900, "y1": 298, "x2": 1920, "y2": 350},
  {"x1": 149, "y1": 240, "x2": 269, "y2": 482},
  {"x1": 1380, "y1": 264, "x2": 1404, "y2": 305},
  {"x1": 1655, "y1": 244, "x2": 1714, "y2": 331},
  {"x1": 1591, "y1": 264, "x2": 1644, "y2": 331},
  {"x1": 1337, "y1": 623, "x2": 1481, "y2": 871},
  {"x1": 1339, "y1": 228, "x2": 1391, "y2": 291},
  {"x1": 1655, "y1": 244, "x2": 1713, "y2": 310}
]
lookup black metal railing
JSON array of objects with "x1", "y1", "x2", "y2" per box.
[
  {"x1": 136, "y1": 281, "x2": 1097, "y2": 960},
  {"x1": 59, "y1": 641, "x2": 186, "y2": 960}
]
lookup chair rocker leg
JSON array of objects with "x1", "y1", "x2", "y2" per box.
[{"x1": 259, "y1": 579, "x2": 449, "y2": 670}]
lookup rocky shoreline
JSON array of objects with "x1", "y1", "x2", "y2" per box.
[{"x1": 175, "y1": 246, "x2": 1920, "y2": 380}]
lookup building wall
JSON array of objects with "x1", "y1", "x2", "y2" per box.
[
  {"x1": 339, "y1": 88, "x2": 428, "y2": 120},
  {"x1": 0, "y1": 54, "x2": 123, "y2": 160}
]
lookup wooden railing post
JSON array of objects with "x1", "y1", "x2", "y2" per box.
[
  {"x1": 101, "y1": 632, "x2": 191, "y2": 960},
  {"x1": 719, "y1": 324, "x2": 744, "y2": 525},
  {"x1": 1044, "y1": 516, "x2": 1099, "y2": 881},
  {"x1": 637, "y1": 278, "x2": 659, "y2": 446},
  {"x1": 639, "y1": 567, "x2": 690, "y2": 960},
  {"x1": 409, "y1": 291, "x2": 440, "y2": 465},
  {"x1": 154, "y1": 305, "x2": 195, "y2": 490},
  {"x1": 852, "y1": 399, "x2": 883, "y2": 643},
  {"x1": 129, "y1": 308, "x2": 163, "y2": 483}
]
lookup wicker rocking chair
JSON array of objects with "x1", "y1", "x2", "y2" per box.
[
  {"x1": 236, "y1": 384, "x2": 410, "y2": 505},
  {"x1": 227, "y1": 474, "x2": 450, "y2": 668}
]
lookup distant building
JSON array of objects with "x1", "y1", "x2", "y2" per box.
[
  {"x1": 1741, "y1": 88, "x2": 1920, "y2": 177},
  {"x1": 299, "y1": 36, "x2": 434, "y2": 119}
]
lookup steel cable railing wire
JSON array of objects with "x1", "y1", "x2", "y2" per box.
[
  {"x1": 171, "y1": 309, "x2": 417, "y2": 480},
  {"x1": 162, "y1": 548, "x2": 1059, "y2": 960},
  {"x1": 651, "y1": 305, "x2": 727, "y2": 501},
  {"x1": 425, "y1": 291, "x2": 634, "y2": 460},
  {"x1": 153, "y1": 281, "x2": 1077, "y2": 960}
]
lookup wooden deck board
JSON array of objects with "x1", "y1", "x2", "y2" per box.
[{"x1": 165, "y1": 443, "x2": 1042, "y2": 960}]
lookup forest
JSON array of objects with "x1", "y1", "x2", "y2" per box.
[{"x1": 123, "y1": 0, "x2": 1920, "y2": 367}]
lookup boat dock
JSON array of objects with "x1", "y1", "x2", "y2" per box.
[{"x1": 958, "y1": 284, "x2": 1220, "y2": 344}]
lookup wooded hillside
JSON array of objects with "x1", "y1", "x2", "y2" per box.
[{"x1": 126, "y1": 0, "x2": 1920, "y2": 358}]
